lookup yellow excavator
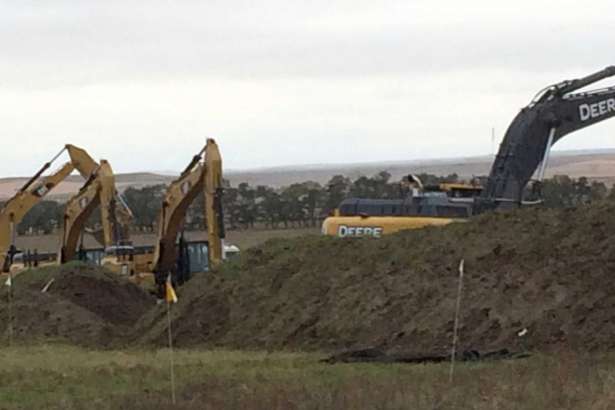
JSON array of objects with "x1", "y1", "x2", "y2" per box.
[
  {"x1": 0, "y1": 145, "x2": 99, "y2": 272},
  {"x1": 3, "y1": 139, "x2": 229, "y2": 290},
  {"x1": 59, "y1": 159, "x2": 133, "y2": 264},
  {"x1": 150, "y1": 138, "x2": 226, "y2": 295},
  {"x1": 106, "y1": 139, "x2": 228, "y2": 294},
  {"x1": 321, "y1": 177, "x2": 482, "y2": 238}
]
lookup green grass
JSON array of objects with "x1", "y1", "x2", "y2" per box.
[{"x1": 1, "y1": 345, "x2": 614, "y2": 409}]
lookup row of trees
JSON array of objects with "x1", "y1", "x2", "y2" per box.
[
  {"x1": 122, "y1": 171, "x2": 464, "y2": 231},
  {"x1": 0, "y1": 200, "x2": 64, "y2": 235},
  {"x1": 541, "y1": 176, "x2": 611, "y2": 207},
  {"x1": 2, "y1": 172, "x2": 613, "y2": 235}
]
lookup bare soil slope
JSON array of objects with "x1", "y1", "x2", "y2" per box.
[
  {"x1": 3, "y1": 203, "x2": 615, "y2": 355},
  {"x1": 136, "y1": 202, "x2": 615, "y2": 355},
  {"x1": 0, "y1": 263, "x2": 154, "y2": 347}
]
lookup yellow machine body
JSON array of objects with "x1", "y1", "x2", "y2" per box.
[
  {"x1": 322, "y1": 181, "x2": 479, "y2": 239},
  {"x1": 321, "y1": 214, "x2": 460, "y2": 238}
]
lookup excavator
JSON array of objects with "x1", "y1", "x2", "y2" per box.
[
  {"x1": 59, "y1": 159, "x2": 133, "y2": 264},
  {"x1": 90, "y1": 138, "x2": 230, "y2": 295},
  {"x1": 0, "y1": 145, "x2": 99, "y2": 272},
  {"x1": 321, "y1": 179, "x2": 482, "y2": 237},
  {"x1": 323, "y1": 66, "x2": 615, "y2": 237},
  {"x1": 477, "y1": 65, "x2": 615, "y2": 211},
  {"x1": 124, "y1": 138, "x2": 227, "y2": 295}
]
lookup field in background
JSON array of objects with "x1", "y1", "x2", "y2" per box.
[
  {"x1": 14, "y1": 227, "x2": 320, "y2": 254},
  {"x1": 223, "y1": 227, "x2": 320, "y2": 249},
  {"x1": 0, "y1": 345, "x2": 613, "y2": 409}
]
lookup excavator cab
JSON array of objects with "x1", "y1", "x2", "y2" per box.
[
  {"x1": 82, "y1": 247, "x2": 106, "y2": 266},
  {"x1": 175, "y1": 237, "x2": 211, "y2": 285}
]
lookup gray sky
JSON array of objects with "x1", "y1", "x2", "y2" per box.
[{"x1": 1, "y1": 0, "x2": 614, "y2": 176}]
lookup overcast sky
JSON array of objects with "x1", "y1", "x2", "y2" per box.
[{"x1": 1, "y1": 0, "x2": 614, "y2": 176}]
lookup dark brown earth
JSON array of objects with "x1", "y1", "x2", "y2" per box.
[
  {"x1": 0, "y1": 263, "x2": 154, "y2": 347},
  {"x1": 3, "y1": 202, "x2": 615, "y2": 354},
  {"x1": 136, "y1": 201, "x2": 615, "y2": 355}
]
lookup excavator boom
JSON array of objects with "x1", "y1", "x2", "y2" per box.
[
  {"x1": 477, "y1": 66, "x2": 615, "y2": 211},
  {"x1": 60, "y1": 167, "x2": 103, "y2": 262},
  {"x1": 0, "y1": 144, "x2": 98, "y2": 271},
  {"x1": 65, "y1": 144, "x2": 99, "y2": 178},
  {"x1": 152, "y1": 138, "x2": 226, "y2": 293},
  {"x1": 204, "y1": 138, "x2": 225, "y2": 268},
  {"x1": 59, "y1": 160, "x2": 132, "y2": 262},
  {"x1": 153, "y1": 161, "x2": 205, "y2": 275},
  {"x1": 1, "y1": 144, "x2": 131, "y2": 270}
]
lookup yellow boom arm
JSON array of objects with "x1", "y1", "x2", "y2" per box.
[
  {"x1": 0, "y1": 144, "x2": 98, "y2": 271},
  {"x1": 153, "y1": 138, "x2": 225, "y2": 290},
  {"x1": 59, "y1": 160, "x2": 131, "y2": 262},
  {"x1": 153, "y1": 149, "x2": 205, "y2": 275},
  {"x1": 204, "y1": 138, "x2": 224, "y2": 268}
]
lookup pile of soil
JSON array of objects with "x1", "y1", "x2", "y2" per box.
[
  {"x1": 136, "y1": 201, "x2": 615, "y2": 355},
  {"x1": 0, "y1": 263, "x2": 154, "y2": 347},
  {"x1": 4, "y1": 202, "x2": 615, "y2": 355}
]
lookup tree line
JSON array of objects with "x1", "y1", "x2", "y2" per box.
[{"x1": 1, "y1": 172, "x2": 613, "y2": 236}]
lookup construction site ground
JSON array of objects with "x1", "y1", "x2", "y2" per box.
[{"x1": 2, "y1": 202, "x2": 615, "y2": 408}]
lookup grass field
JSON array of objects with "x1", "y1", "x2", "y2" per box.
[
  {"x1": 1, "y1": 345, "x2": 614, "y2": 409},
  {"x1": 14, "y1": 227, "x2": 320, "y2": 254},
  {"x1": 223, "y1": 227, "x2": 321, "y2": 249}
]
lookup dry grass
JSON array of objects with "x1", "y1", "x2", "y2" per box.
[
  {"x1": 14, "y1": 227, "x2": 320, "y2": 254},
  {"x1": 223, "y1": 227, "x2": 320, "y2": 250},
  {"x1": 0, "y1": 345, "x2": 614, "y2": 409}
]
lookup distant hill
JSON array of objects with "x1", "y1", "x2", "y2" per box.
[
  {"x1": 2, "y1": 150, "x2": 615, "y2": 201},
  {"x1": 224, "y1": 150, "x2": 615, "y2": 187},
  {"x1": 0, "y1": 173, "x2": 176, "y2": 202}
]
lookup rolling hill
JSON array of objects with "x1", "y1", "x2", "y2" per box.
[{"x1": 2, "y1": 150, "x2": 615, "y2": 201}]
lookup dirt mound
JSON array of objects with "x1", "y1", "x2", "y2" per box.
[
  {"x1": 4, "y1": 202, "x2": 615, "y2": 354},
  {"x1": 0, "y1": 263, "x2": 154, "y2": 347},
  {"x1": 136, "y1": 201, "x2": 615, "y2": 354}
]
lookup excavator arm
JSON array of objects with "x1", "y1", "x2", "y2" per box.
[
  {"x1": 153, "y1": 152, "x2": 205, "y2": 276},
  {"x1": 477, "y1": 66, "x2": 615, "y2": 211},
  {"x1": 152, "y1": 138, "x2": 226, "y2": 293},
  {"x1": 60, "y1": 167, "x2": 104, "y2": 263},
  {"x1": 204, "y1": 139, "x2": 225, "y2": 268},
  {"x1": 0, "y1": 144, "x2": 98, "y2": 271},
  {"x1": 59, "y1": 160, "x2": 132, "y2": 262}
]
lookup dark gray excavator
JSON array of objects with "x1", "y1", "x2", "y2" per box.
[
  {"x1": 476, "y1": 66, "x2": 615, "y2": 212},
  {"x1": 323, "y1": 67, "x2": 615, "y2": 235}
]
